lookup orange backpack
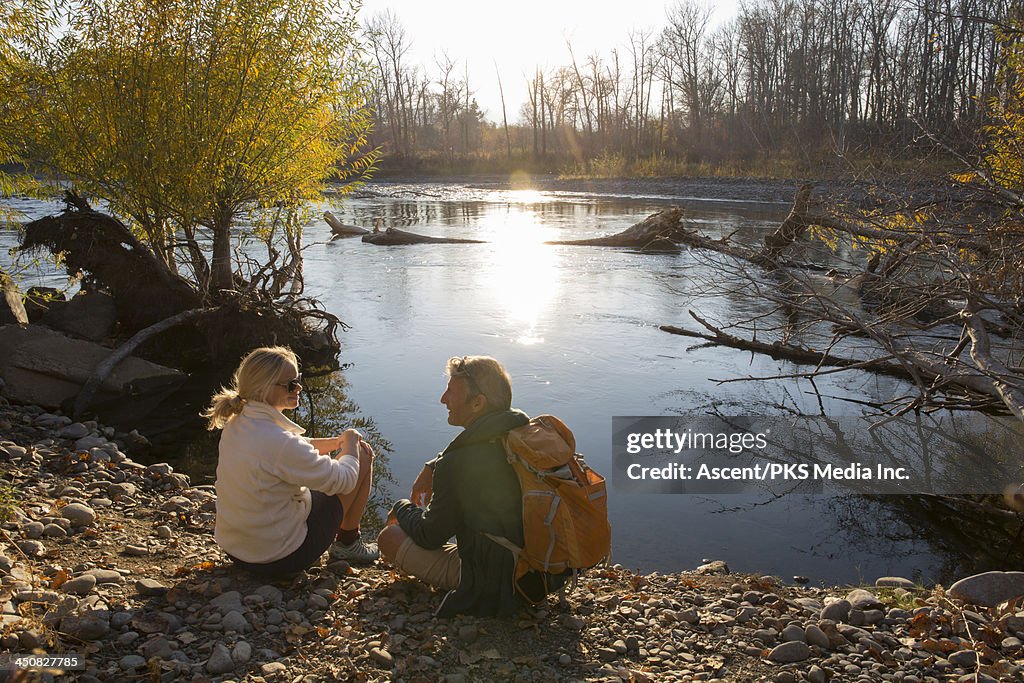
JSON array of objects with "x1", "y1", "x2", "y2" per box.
[{"x1": 486, "y1": 415, "x2": 611, "y2": 602}]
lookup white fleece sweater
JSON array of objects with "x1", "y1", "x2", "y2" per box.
[{"x1": 214, "y1": 401, "x2": 360, "y2": 563}]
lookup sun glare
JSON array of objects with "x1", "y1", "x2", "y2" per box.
[
  {"x1": 504, "y1": 189, "x2": 546, "y2": 204},
  {"x1": 479, "y1": 207, "x2": 561, "y2": 345}
]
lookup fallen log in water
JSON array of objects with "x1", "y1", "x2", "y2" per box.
[
  {"x1": 324, "y1": 211, "x2": 370, "y2": 237},
  {"x1": 546, "y1": 208, "x2": 686, "y2": 252},
  {"x1": 362, "y1": 228, "x2": 485, "y2": 245},
  {"x1": 660, "y1": 310, "x2": 1018, "y2": 411}
]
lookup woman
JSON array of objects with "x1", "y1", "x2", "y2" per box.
[{"x1": 205, "y1": 346, "x2": 378, "y2": 575}]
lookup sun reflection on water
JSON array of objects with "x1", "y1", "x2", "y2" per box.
[{"x1": 479, "y1": 206, "x2": 562, "y2": 345}]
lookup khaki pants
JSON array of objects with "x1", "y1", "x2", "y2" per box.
[{"x1": 394, "y1": 537, "x2": 461, "y2": 591}]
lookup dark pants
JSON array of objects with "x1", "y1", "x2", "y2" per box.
[{"x1": 230, "y1": 491, "x2": 343, "y2": 576}]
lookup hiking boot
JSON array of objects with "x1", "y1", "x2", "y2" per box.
[{"x1": 329, "y1": 539, "x2": 379, "y2": 564}]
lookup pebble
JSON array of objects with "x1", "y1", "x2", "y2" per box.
[
  {"x1": 61, "y1": 574, "x2": 97, "y2": 596},
  {"x1": 22, "y1": 521, "x2": 44, "y2": 538},
  {"x1": 821, "y1": 599, "x2": 851, "y2": 622},
  {"x1": 206, "y1": 643, "x2": 235, "y2": 674},
  {"x1": 876, "y1": 576, "x2": 915, "y2": 588},
  {"x1": 84, "y1": 569, "x2": 123, "y2": 584},
  {"x1": 135, "y1": 578, "x2": 168, "y2": 597},
  {"x1": 222, "y1": 610, "x2": 250, "y2": 633},
  {"x1": 119, "y1": 654, "x2": 147, "y2": 670},
  {"x1": 232, "y1": 640, "x2": 252, "y2": 663},
  {"x1": 142, "y1": 636, "x2": 173, "y2": 659},
  {"x1": 369, "y1": 647, "x2": 394, "y2": 667},
  {"x1": 60, "y1": 503, "x2": 96, "y2": 526},
  {"x1": 845, "y1": 588, "x2": 883, "y2": 611},
  {"x1": 781, "y1": 624, "x2": 806, "y2": 643},
  {"x1": 805, "y1": 624, "x2": 831, "y2": 649},
  {"x1": 59, "y1": 423, "x2": 90, "y2": 439},
  {"x1": 947, "y1": 649, "x2": 978, "y2": 667},
  {"x1": 768, "y1": 641, "x2": 811, "y2": 663},
  {"x1": 262, "y1": 662, "x2": 287, "y2": 675},
  {"x1": 770, "y1": 643, "x2": 811, "y2": 663},
  {"x1": 42, "y1": 523, "x2": 67, "y2": 538},
  {"x1": 210, "y1": 591, "x2": 244, "y2": 612},
  {"x1": 16, "y1": 540, "x2": 45, "y2": 557}
]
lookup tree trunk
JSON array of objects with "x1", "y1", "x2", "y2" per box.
[{"x1": 210, "y1": 211, "x2": 234, "y2": 293}]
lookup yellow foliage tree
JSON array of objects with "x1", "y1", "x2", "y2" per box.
[
  {"x1": 984, "y1": 20, "x2": 1024, "y2": 195},
  {"x1": 6, "y1": 0, "x2": 377, "y2": 294}
]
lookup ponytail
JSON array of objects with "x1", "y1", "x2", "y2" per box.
[{"x1": 203, "y1": 389, "x2": 245, "y2": 430}]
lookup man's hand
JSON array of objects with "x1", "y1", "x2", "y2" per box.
[{"x1": 410, "y1": 464, "x2": 433, "y2": 507}]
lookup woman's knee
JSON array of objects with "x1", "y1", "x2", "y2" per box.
[
  {"x1": 358, "y1": 446, "x2": 374, "y2": 476},
  {"x1": 377, "y1": 524, "x2": 406, "y2": 562}
]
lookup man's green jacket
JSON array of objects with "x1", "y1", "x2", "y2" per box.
[{"x1": 392, "y1": 408, "x2": 530, "y2": 617}]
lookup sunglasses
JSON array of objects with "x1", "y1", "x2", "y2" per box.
[
  {"x1": 450, "y1": 357, "x2": 483, "y2": 396},
  {"x1": 276, "y1": 374, "x2": 303, "y2": 393}
]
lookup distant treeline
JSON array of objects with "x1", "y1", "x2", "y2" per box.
[{"x1": 364, "y1": 0, "x2": 1014, "y2": 175}]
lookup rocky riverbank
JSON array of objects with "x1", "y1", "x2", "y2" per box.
[{"x1": 1, "y1": 400, "x2": 1023, "y2": 682}]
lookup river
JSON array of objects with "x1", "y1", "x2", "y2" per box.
[{"x1": 0, "y1": 180, "x2": 1012, "y2": 585}]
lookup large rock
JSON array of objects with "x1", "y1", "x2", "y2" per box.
[
  {"x1": 0, "y1": 324, "x2": 185, "y2": 413},
  {"x1": 949, "y1": 571, "x2": 1024, "y2": 607},
  {"x1": 40, "y1": 290, "x2": 116, "y2": 341}
]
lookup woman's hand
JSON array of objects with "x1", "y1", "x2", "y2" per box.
[
  {"x1": 357, "y1": 440, "x2": 375, "y2": 460},
  {"x1": 335, "y1": 429, "x2": 362, "y2": 455},
  {"x1": 410, "y1": 464, "x2": 433, "y2": 507}
]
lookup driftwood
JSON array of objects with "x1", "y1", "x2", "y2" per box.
[
  {"x1": 73, "y1": 308, "x2": 210, "y2": 418},
  {"x1": 362, "y1": 228, "x2": 485, "y2": 245},
  {"x1": 660, "y1": 311, "x2": 914, "y2": 380},
  {"x1": 20, "y1": 194, "x2": 200, "y2": 332},
  {"x1": 661, "y1": 310, "x2": 1023, "y2": 410},
  {"x1": 760, "y1": 184, "x2": 814, "y2": 258},
  {"x1": 1, "y1": 269, "x2": 28, "y2": 325},
  {"x1": 324, "y1": 211, "x2": 370, "y2": 237},
  {"x1": 546, "y1": 208, "x2": 686, "y2": 252}
]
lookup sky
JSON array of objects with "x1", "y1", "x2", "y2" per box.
[{"x1": 357, "y1": 0, "x2": 739, "y2": 122}]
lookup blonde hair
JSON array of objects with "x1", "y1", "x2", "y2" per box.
[
  {"x1": 204, "y1": 346, "x2": 299, "y2": 429},
  {"x1": 446, "y1": 355, "x2": 512, "y2": 412}
]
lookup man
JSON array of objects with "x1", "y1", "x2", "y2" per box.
[{"x1": 377, "y1": 355, "x2": 530, "y2": 617}]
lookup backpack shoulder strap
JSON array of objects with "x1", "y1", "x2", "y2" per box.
[{"x1": 482, "y1": 532, "x2": 522, "y2": 556}]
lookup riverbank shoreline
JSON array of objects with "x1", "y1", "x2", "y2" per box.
[
  {"x1": 348, "y1": 174, "x2": 801, "y2": 205},
  {"x1": 1, "y1": 400, "x2": 1021, "y2": 682},
  {"x1": 347, "y1": 172, "x2": 964, "y2": 212}
]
